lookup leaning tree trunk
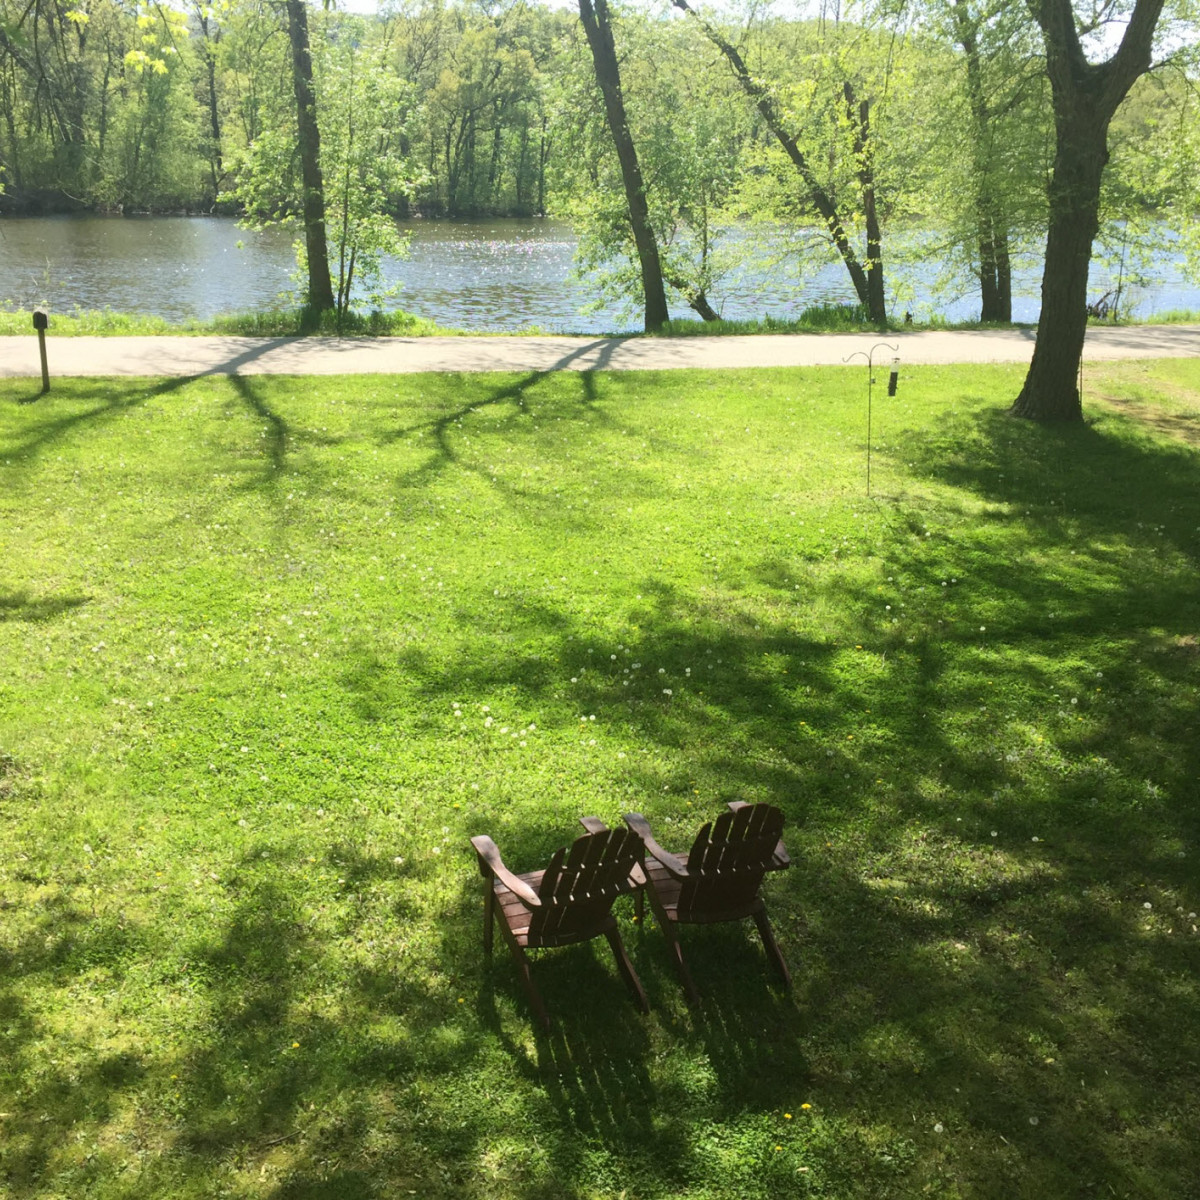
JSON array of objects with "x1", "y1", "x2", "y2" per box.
[
  {"x1": 1010, "y1": 123, "x2": 1107, "y2": 420},
  {"x1": 285, "y1": 0, "x2": 334, "y2": 314},
  {"x1": 672, "y1": 0, "x2": 880, "y2": 322},
  {"x1": 578, "y1": 0, "x2": 669, "y2": 332}
]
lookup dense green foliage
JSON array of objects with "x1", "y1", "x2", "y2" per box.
[{"x1": 3, "y1": 360, "x2": 1199, "y2": 1196}]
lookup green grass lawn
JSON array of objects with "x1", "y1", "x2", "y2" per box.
[{"x1": 2, "y1": 360, "x2": 1198, "y2": 1199}]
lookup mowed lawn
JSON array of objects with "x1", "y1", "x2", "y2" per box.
[{"x1": 1, "y1": 360, "x2": 1198, "y2": 1199}]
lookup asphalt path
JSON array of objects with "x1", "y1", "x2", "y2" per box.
[{"x1": 1, "y1": 324, "x2": 1197, "y2": 379}]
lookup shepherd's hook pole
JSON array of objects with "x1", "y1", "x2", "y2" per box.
[{"x1": 843, "y1": 342, "x2": 898, "y2": 497}]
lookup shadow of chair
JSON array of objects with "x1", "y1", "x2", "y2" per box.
[
  {"x1": 623, "y1": 801, "x2": 792, "y2": 1003},
  {"x1": 470, "y1": 819, "x2": 648, "y2": 1029}
]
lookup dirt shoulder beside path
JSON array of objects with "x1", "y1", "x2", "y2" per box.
[{"x1": 2, "y1": 325, "x2": 1197, "y2": 378}]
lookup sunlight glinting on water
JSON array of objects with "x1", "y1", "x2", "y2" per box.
[{"x1": 1, "y1": 215, "x2": 1196, "y2": 331}]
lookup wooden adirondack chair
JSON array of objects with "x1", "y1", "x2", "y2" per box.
[
  {"x1": 623, "y1": 801, "x2": 791, "y2": 1002},
  {"x1": 470, "y1": 818, "x2": 648, "y2": 1028}
]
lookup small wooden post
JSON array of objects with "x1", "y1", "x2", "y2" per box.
[{"x1": 33, "y1": 308, "x2": 50, "y2": 393}]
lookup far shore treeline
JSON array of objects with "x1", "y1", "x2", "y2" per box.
[{"x1": 2, "y1": 0, "x2": 1198, "y2": 414}]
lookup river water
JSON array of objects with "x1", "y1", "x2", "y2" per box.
[{"x1": 1, "y1": 214, "x2": 1196, "y2": 331}]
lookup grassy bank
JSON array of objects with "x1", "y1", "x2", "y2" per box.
[
  {"x1": 0, "y1": 306, "x2": 454, "y2": 338},
  {"x1": 4, "y1": 304, "x2": 1197, "y2": 338},
  {"x1": 2, "y1": 361, "x2": 1199, "y2": 1198}
]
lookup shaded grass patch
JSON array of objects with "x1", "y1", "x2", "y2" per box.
[{"x1": 1, "y1": 361, "x2": 1199, "y2": 1198}]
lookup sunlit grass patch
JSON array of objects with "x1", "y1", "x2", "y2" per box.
[{"x1": 2, "y1": 360, "x2": 1199, "y2": 1198}]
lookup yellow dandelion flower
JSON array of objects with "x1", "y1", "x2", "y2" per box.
[{"x1": 801, "y1": 1103, "x2": 812, "y2": 1110}]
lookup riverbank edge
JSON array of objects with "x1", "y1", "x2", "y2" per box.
[{"x1": 3, "y1": 307, "x2": 1199, "y2": 341}]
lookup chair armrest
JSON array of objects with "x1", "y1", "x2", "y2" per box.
[
  {"x1": 622, "y1": 813, "x2": 688, "y2": 878},
  {"x1": 578, "y1": 816, "x2": 609, "y2": 834},
  {"x1": 469, "y1": 835, "x2": 541, "y2": 908}
]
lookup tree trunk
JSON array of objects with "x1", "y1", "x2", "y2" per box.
[
  {"x1": 1011, "y1": 0, "x2": 1164, "y2": 421},
  {"x1": 1010, "y1": 120, "x2": 1106, "y2": 420},
  {"x1": 578, "y1": 0, "x2": 669, "y2": 333},
  {"x1": 978, "y1": 217, "x2": 1012, "y2": 322},
  {"x1": 285, "y1": 0, "x2": 334, "y2": 313},
  {"x1": 844, "y1": 82, "x2": 886, "y2": 324},
  {"x1": 953, "y1": 0, "x2": 1013, "y2": 324},
  {"x1": 198, "y1": 9, "x2": 224, "y2": 199},
  {"x1": 666, "y1": 275, "x2": 720, "y2": 321}
]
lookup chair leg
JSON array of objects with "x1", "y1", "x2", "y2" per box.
[
  {"x1": 752, "y1": 905, "x2": 792, "y2": 990},
  {"x1": 482, "y1": 880, "x2": 495, "y2": 955},
  {"x1": 506, "y1": 941, "x2": 551, "y2": 1030},
  {"x1": 646, "y1": 889, "x2": 700, "y2": 1004},
  {"x1": 604, "y1": 928, "x2": 649, "y2": 1014}
]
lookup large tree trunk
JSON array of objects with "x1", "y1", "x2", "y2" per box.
[
  {"x1": 578, "y1": 0, "x2": 669, "y2": 333},
  {"x1": 285, "y1": 0, "x2": 334, "y2": 313},
  {"x1": 1011, "y1": 0, "x2": 1164, "y2": 421},
  {"x1": 1010, "y1": 122, "x2": 1106, "y2": 420}
]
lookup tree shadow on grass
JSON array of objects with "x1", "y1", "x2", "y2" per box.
[
  {"x1": 0, "y1": 589, "x2": 91, "y2": 622},
  {"x1": 366, "y1": 396, "x2": 1200, "y2": 1194},
  {"x1": 4, "y1": 374, "x2": 1200, "y2": 1197}
]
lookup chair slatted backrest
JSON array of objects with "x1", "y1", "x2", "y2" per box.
[
  {"x1": 529, "y1": 827, "x2": 644, "y2": 944},
  {"x1": 675, "y1": 804, "x2": 784, "y2": 918},
  {"x1": 687, "y1": 803, "x2": 784, "y2": 877}
]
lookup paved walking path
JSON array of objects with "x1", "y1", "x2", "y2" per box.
[{"x1": 2, "y1": 324, "x2": 1197, "y2": 379}]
